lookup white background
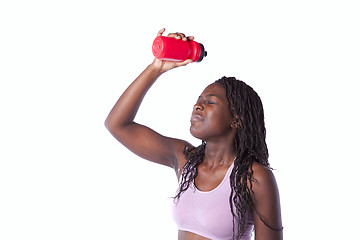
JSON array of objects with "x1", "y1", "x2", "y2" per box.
[{"x1": 1, "y1": 0, "x2": 359, "y2": 239}]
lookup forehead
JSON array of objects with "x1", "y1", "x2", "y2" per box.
[{"x1": 200, "y1": 83, "x2": 226, "y2": 99}]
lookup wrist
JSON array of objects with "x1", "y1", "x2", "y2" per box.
[
  {"x1": 148, "y1": 61, "x2": 162, "y2": 73},
  {"x1": 149, "y1": 58, "x2": 171, "y2": 75},
  {"x1": 145, "y1": 61, "x2": 164, "y2": 80}
]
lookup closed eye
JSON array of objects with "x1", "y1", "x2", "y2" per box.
[{"x1": 196, "y1": 95, "x2": 218, "y2": 105}]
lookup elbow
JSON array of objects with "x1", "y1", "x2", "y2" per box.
[
  {"x1": 104, "y1": 120, "x2": 110, "y2": 131},
  {"x1": 104, "y1": 116, "x2": 116, "y2": 133},
  {"x1": 104, "y1": 116, "x2": 129, "y2": 139}
]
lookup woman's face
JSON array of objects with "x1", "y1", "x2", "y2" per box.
[{"x1": 190, "y1": 83, "x2": 235, "y2": 141}]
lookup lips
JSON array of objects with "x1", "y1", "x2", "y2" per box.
[{"x1": 190, "y1": 112, "x2": 204, "y2": 122}]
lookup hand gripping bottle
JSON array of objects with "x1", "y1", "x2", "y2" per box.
[{"x1": 152, "y1": 36, "x2": 207, "y2": 62}]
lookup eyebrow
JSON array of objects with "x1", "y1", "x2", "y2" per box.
[{"x1": 198, "y1": 94, "x2": 220, "y2": 99}]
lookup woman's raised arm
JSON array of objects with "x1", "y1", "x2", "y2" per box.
[{"x1": 105, "y1": 29, "x2": 193, "y2": 171}]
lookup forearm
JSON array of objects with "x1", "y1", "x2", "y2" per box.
[{"x1": 105, "y1": 63, "x2": 162, "y2": 130}]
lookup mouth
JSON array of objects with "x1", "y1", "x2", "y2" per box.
[{"x1": 190, "y1": 113, "x2": 204, "y2": 122}]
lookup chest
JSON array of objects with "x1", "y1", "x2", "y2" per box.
[
  {"x1": 194, "y1": 166, "x2": 229, "y2": 192},
  {"x1": 172, "y1": 164, "x2": 237, "y2": 239}
]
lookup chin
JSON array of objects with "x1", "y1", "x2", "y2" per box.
[{"x1": 190, "y1": 127, "x2": 206, "y2": 141}]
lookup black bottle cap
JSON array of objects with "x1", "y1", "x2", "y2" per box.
[{"x1": 197, "y1": 43, "x2": 207, "y2": 62}]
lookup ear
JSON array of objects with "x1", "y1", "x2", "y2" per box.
[{"x1": 231, "y1": 114, "x2": 242, "y2": 129}]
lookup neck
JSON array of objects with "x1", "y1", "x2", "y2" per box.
[{"x1": 203, "y1": 141, "x2": 236, "y2": 168}]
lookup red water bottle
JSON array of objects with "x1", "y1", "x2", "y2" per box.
[{"x1": 152, "y1": 36, "x2": 207, "y2": 62}]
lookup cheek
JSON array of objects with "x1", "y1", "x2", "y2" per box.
[
  {"x1": 205, "y1": 111, "x2": 232, "y2": 135},
  {"x1": 209, "y1": 110, "x2": 231, "y2": 126}
]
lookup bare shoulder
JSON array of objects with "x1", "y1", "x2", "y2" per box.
[
  {"x1": 250, "y1": 162, "x2": 280, "y2": 209},
  {"x1": 251, "y1": 162, "x2": 277, "y2": 188}
]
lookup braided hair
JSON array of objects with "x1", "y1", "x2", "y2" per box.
[{"x1": 174, "y1": 76, "x2": 272, "y2": 239}]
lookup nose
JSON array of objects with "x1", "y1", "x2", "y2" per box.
[{"x1": 194, "y1": 103, "x2": 204, "y2": 111}]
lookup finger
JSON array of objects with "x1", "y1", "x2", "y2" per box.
[
  {"x1": 176, "y1": 59, "x2": 193, "y2": 67},
  {"x1": 177, "y1": 33, "x2": 194, "y2": 41},
  {"x1": 157, "y1": 28, "x2": 166, "y2": 36},
  {"x1": 176, "y1": 32, "x2": 187, "y2": 41},
  {"x1": 167, "y1": 32, "x2": 188, "y2": 40},
  {"x1": 167, "y1": 32, "x2": 182, "y2": 40}
]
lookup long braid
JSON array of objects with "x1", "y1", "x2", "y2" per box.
[
  {"x1": 217, "y1": 77, "x2": 270, "y2": 238},
  {"x1": 173, "y1": 141, "x2": 205, "y2": 201}
]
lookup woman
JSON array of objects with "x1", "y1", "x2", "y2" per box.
[{"x1": 105, "y1": 29, "x2": 283, "y2": 240}]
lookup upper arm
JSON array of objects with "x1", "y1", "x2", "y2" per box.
[
  {"x1": 251, "y1": 163, "x2": 283, "y2": 240},
  {"x1": 106, "y1": 121, "x2": 191, "y2": 170}
]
